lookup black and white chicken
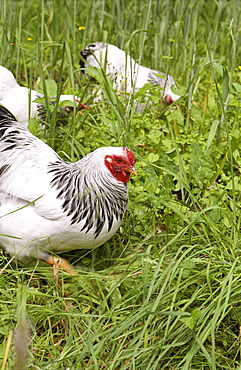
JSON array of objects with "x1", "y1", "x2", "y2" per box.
[
  {"x1": 0, "y1": 105, "x2": 137, "y2": 272},
  {"x1": 80, "y1": 41, "x2": 180, "y2": 108},
  {"x1": 0, "y1": 66, "x2": 88, "y2": 128}
]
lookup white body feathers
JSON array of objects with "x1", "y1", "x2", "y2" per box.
[
  {"x1": 80, "y1": 42, "x2": 180, "y2": 107},
  {"x1": 0, "y1": 106, "x2": 134, "y2": 266},
  {"x1": 0, "y1": 66, "x2": 83, "y2": 127}
]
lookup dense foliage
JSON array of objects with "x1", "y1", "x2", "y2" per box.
[{"x1": 1, "y1": 0, "x2": 241, "y2": 369}]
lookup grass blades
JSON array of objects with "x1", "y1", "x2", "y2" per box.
[{"x1": 1, "y1": 0, "x2": 241, "y2": 369}]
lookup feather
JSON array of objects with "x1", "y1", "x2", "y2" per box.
[
  {"x1": 0, "y1": 66, "x2": 88, "y2": 128},
  {"x1": 0, "y1": 105, "x2": 136, "y2": 270},
  {"x1": 80, "y1": 42, "x2": 180, "y2": 109}
]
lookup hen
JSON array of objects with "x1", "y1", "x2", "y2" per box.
[
  {"x1": 80, "y1": 41, "x2": 180, "y2": 108},
  {"x1": 0, "y1": 105, "x2": 136, "y2": 272},
  {"x1": 0, "y1": 66, "x2": 88, "y2": 127}
]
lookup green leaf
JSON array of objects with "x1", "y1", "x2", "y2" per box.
[
  {"x1": 28, "y1": 117, "x2": 41, "y2": 135},
  {"x1": 58, "y1": 100, "x2": 76, "y2": 107},
  {"x1": 222, "y1": 65, "x2": 230, "y2": 102},
  {"x1": 40, "y1": 78, "x2": 57, "y2": 97},
  {"x1": 226, "y1": 176, "x2": 241, "y2": 191},
  {"x1": 206, "y1": 120, "x2": 219, "y2": 151},
  {"x1": 232, "y1": 82, "x2": 241, "y2": 93},
  {"x1": 147, "y1": 153, "x2": 159, "y2": 163},
  {"x1": 181, "y1": 309, "x2": 201, "y2": 329}
]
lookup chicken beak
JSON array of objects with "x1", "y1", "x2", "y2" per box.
[{"x1": 126, "y1": 166, "x2": 138, "y2": 176}]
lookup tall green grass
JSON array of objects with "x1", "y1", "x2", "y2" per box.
[{"x1": 1, "y1": 0, "x2": 241, "y2": 369}]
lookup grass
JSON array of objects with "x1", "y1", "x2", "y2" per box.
[{"x1": 1, "y1": 0, "x2": 241, "y2": 368}]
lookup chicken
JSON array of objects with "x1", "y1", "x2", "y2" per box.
[
  {"x1": 1, "y1": 88, "x2": 88, "y2": 128},
  {"x1": 0, "y1": 66, "x2": 88, "y2": 128},
  {"x1": 80, "y1": 41, "x2": 180, "y2": 108},
  {"x1": 0, "y1": 105, "x2": 137, "y2": 273}
]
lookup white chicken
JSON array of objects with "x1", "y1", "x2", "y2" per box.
[
  {"x1": 0, "y1": 66, "x2": 88, "y2": 127},
  {"x1": 80, "y1": 41, "x2": 180, "y2": 108},
  {"x1": 0, "y1": 105, "x2": 137, "y2": 272}
]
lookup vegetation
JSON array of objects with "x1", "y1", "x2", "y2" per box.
[{"x1": 1, "y1": 0, "x2": 241, "y2": 368}]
